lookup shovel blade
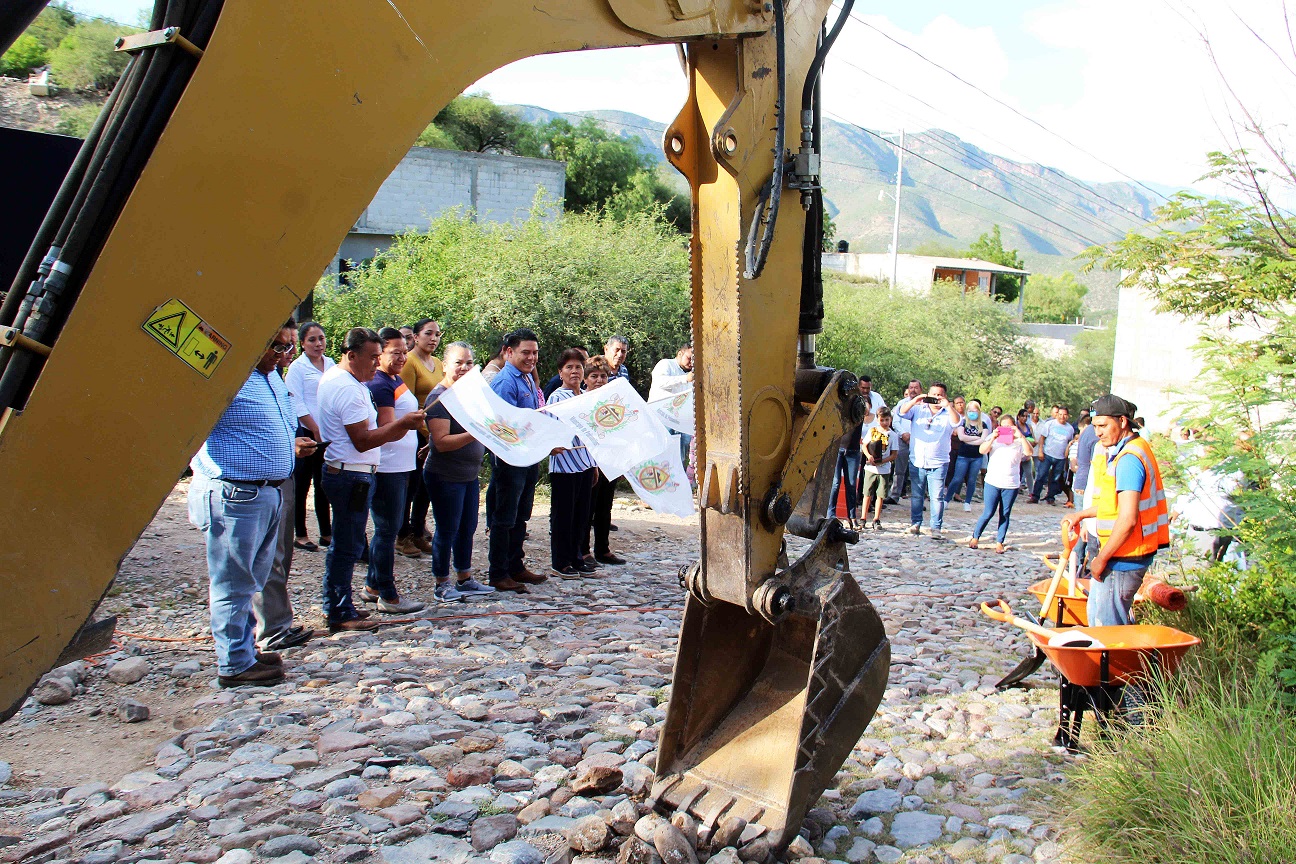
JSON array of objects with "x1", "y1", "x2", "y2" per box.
[{"x1": 655, "y1": 572, "x2": 890, "y2": 852}]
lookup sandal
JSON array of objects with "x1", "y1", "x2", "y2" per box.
[
  {"x1": 994, "y1": 543, "x2": 1006, "y2": 554},
  {"x1": 967, "y1": 538, "x2": 978, "y2": 549}
]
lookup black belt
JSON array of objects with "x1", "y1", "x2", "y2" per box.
[{"x1": 223, "y1": 478, "x2": 287, "y2": 488}]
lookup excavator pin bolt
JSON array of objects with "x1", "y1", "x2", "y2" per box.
[
  {"x1": 828, "y1": 520, "x2": 859, "y2": 545},
  {"x1": 766, "y1": 491, "x2": 794, "y2": 526}
]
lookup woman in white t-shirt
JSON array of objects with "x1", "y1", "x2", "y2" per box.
[
  {"x1": 969, "y1": 414, "x2": 1035, "y2": 553},
  {"x1": 286, "y1": 322, "x2": 336, "y2": 550}
]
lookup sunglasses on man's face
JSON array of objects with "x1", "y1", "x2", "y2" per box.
[{"x1": 270, "y1": 341, "x2": 294, "y2": 354}]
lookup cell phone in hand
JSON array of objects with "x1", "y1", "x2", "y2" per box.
[
  {"x1": 996, "y1": 426, "x2": 1016, "y2": 445},
  {"x1": 316, "y1": 440, "x2": 331, "y2": 449},
  {"x1": 922, "y1": 395, "x2": 939, "y2": 404}
]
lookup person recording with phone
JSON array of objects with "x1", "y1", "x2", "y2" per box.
[
  {"x1": 897, "y1": 383, "x2": 963, "y2": 539},
  {"x1": 968, "y1": 413, "x2": 1034, "y2": 553}
]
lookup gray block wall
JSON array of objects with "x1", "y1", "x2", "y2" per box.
[{"x1": 328, "y1": 147, "x2": 566, "y2": 275}]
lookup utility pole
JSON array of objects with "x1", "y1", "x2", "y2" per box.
[{"x1": 877, "y1": 128, "x2": 904, "y2": 287}]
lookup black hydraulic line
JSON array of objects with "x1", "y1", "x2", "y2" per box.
[
  {"x1": 0, "y1": 0, "x2": 50, "y2": 57},
  {"x1": 0, "y1": 72, "x2": 126, "y2": 329},
  {"x1": 801, "y1": 0, "x2": 854, "y2": 112},
  {"x1": 0, "y1": 0, "x2": 219, "y2": 412},
  {"x1": 743, "y1": 0, "x2": 786, "y2": 281},
  {"x1": 797, "y1": 27, "x2": 825, "y2": 337}
]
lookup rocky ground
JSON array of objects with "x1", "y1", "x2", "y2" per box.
[{"x1": 0, "y1": 481, "x2": 1086, "y2": 864}]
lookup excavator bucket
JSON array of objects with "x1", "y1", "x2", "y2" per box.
[{"x1": 654, "y1": 525, "x2": 890, "y2": 853}]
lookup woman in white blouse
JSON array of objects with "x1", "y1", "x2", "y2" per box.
[{"x1": 285, "y1": 321, "x2": 335, "y2": 550}]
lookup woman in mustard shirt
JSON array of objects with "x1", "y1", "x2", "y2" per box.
[{"x1": 397, "y1": 318, "x2": 444, "y2": 556}]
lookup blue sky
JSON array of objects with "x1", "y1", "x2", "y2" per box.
[{"x1": 63, "y1": 1, "x2": 1293, "y2": 190}]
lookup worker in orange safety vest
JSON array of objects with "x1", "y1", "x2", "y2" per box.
[{"x1": 1062, "y1": 394, "x2": 1169, "y2": 626}]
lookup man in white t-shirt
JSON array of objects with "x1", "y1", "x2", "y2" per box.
[
  {"x1": 897, "y1": 382, "x2": 963, "y2": 539},
  {"x1": 1030, "y1": 406, "x2": 1076, "y2": 505},
  {"x1": 316, "y1": 327, "x2": 427, "y2": 633}
]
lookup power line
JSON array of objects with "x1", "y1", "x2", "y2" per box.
[
  {"x1": 843, "y1": 11, "x2": 1172, "y2": 204},
  {"x1": 827, "y1": 55, "x2": 1155, "y2": 226},
  {"x1": 827, "y1": 111, "x2": 1109, "y2": 247}
]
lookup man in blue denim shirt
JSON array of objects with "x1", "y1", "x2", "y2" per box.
[
  {"x1": 189, "y1": 323, "x2": 317, "y2": 688},
  {"x1": 486, "y1": 328, "x2": 549, "y2": 593}
]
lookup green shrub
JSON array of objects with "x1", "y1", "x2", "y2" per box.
[
  {"x1": 49, "y1": 19, "x2": 136, "y2": 90},
  {"x1": 54, "y1": 103, "x2": 102, "y2": 137},
  {"x1": 1052, "y1": 666, "x2": 1296, "y2": 864},
  {"x1": 1, "y1": 34, "x2": 47, "y2": 76},
  {"x1": 315, "y1": 202, "x2": 690, "y2": 389}
]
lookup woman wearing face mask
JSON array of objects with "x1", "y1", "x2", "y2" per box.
[
  {"x1": 943, "y1": 399, "x2": 990, "y2": 512},
  {"x1": 285, "y1": 321, "x2": 334, "y2": 550},
  {"x1": 969, "y1": 412, "x2": 1035, "y2": 552}
]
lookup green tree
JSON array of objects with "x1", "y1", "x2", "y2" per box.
[
  {"x1": 967, "y1": 224, "x2": 1025, "y2": 302},
  {"x1": 1, "y1": 34, "x2": 46, "y2": 75},
  {"x1": 1023, "y1": 272, "x2": 1088, "y2": 323},
  {"x1": 528, "y1": 117, "x2": 653, "y2": 212},
  {"x1": 315, "y1": 203, "x2": 690, "y2": 389},
  {"x1": 27, "y1": 4, "x2": 76, "y2": 51},
  {"x1": 54, "y1": 103, "x2": 102, "y2": 137},
  {"x1": 604, "y1": 167, "x2": 690, "y2": 232},
  {"x1": 49, "y1": 18, "x2": 138, "y2": 90},
  {"x1": 416, "y1": 93, "x2": 534, "y2": 154}
]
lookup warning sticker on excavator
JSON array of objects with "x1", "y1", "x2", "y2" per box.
[{"x1": 142, "y1": 299, "x2": 230, "y2": 378}]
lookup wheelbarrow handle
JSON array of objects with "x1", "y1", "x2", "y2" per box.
[{"x1": 980, "y1": 600, "x2": 1055, "y2": 639}]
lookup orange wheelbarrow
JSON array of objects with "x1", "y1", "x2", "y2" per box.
[
  {"x1": 994, "y1": 525, "x2": 1085, "y2": 689},
  {"x1": 981, "y1": 600, "x2": 1200, "y2": 750}
]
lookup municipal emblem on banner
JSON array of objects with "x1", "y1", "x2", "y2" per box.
[
  {"x1": 488, "y1": 418, "x2": 522, "y2": 445},
  {"x1": 670, "y1": 392, "x2": 688, "y2": 410},
  {"x1": 578, "y1": 394, "x2": 638, "y2": 440},
  {"x1": 636, "y1": 460, "x2": 677, "y2": 493},
  {"x1": 468, "y1": 415, "x2": 535, "y2": 449}
]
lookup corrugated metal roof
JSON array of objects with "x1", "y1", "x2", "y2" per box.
[{"x1": 916, "y1": 255, "x2": 1031, "y2": 276}]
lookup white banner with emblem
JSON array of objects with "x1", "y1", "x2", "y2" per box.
[
  {"x1": 435, "y1": 367, "x2": 573, "y2": 467},
  {"x1": 541, "y1": 377, "x2": 671, "y2": 480},
  {"x1": 647, "y1": 385, "x2": 695, "y2": 435},
  {"x1": 623, "y1": 442, "x2": 696, "y2": 518}
]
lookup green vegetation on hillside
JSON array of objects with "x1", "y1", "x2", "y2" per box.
[{"x1": 2, "y1": 4, "x2": 138, "y2": 89}]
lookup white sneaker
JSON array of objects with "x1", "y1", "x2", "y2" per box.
[
  {"x1": 434, "y1": 582, "x2": 464, "y2": 603},
  {"x1": 906, "y1": 524, "x2": 921, "y2": 536},
  {"x1": 378, "y1": 595, "x2": 425, "y2": 614},
  {"x1": 930, "y1": 528, "x2": 943, "y2": 540},
  {"x1": 963, "y1": 502, "x2": 972, "y2": 512}
]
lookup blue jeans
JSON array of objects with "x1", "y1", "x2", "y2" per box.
[
  {"x1": 428, "y1": 476, "x2": 480, "y2": 581},
  {"x1": 1032, "y1": 454, "x2": 1066, "y2": 501},
  {"x1": 486, "y1": 457, "x2": 538, "y2": 581},
  {"x1": 827, "y1": 450, "x2": 862, "y2": 518},
  {"x1": 367, "y1": 472, "x2": 407, "y2": 601},
  {"x1": 909, "y1": 465, "x2": 946, "y2": 530},
  {"x1": 972, "y1": 483, "x2": 1019, "y2": 544},
  {"x1": 1088, "y1": 563, "x2": 1148, "y2": 627},
  {"x1": 943, "y1": 455, "x2": 981, "y2": 504},
  {"x1": 188, "y1": 476, "x2": 282, "y2": 676},
  {"x1": 321, "y1": 468, "x2": 374, "y2": 624}
]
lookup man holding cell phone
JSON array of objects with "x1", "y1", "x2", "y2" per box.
[{"x1": 897, "y1": 382, "x2": 963, "y2": 539}]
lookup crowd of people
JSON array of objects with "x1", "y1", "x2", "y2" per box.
[
  {"x1": 186, "y1": 320, "x2": 693, "y2": 688},
  {"x1": 186, "y1": 311, "x2": 1173, "y2": 688}
]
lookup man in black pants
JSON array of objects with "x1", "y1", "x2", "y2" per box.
[{"x1": 485, "y1": 329, "x2": 548, "y2": 593}]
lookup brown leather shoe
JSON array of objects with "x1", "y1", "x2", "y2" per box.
[
  {"x1": 412, "y1": 534, "x2": 434, "y2": 555},
  {"x1": 353, "y1": 608, "x2": 372, "y2": 620},
  {"x1": 489, "y1": 577, "x2": 529, "y2": 594},
  {"x1": 218, "y1": 661, "x2": 285, "y2": 689},
  {"x1": 512, "y1": 568, "x2": 547, "y2": 585},
  {"x1": 329, "y1": 618, "x2": 379, "y2": 633},
  {"x1": 255, "y1": 651, "x2": 282, "y2": 666}
]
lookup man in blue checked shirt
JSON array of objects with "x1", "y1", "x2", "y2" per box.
[
  {"x1": 188, "y1": 322, "x2": 319, "y2": 688},
  {"x1": 485, "y1": 328, "x2": 549, "y2": 593}
]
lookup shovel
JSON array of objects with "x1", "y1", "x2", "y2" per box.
[{"x1": 1038, "y1": 524, "x2": 1081, "y2": 624}]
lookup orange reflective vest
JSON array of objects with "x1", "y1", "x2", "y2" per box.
[{"x1": 1091, "y1": 434, "x2": 1170, "y2": 558}]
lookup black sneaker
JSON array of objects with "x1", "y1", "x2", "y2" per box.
[
  {"x1": 872, "y1": 520, "x2": 883, "y2": 531},
  {"x1": 218, "y1": 661, "x2": 285, "y2": 688},
  {"x1": 576, "y1": 560, "x2": 599, "y2": 573},
  {"x1": 595, "y1": 552, "x2": 626, "y2": 566},
  {"x1": 550, "y1": 565, "x2": 580, "y2": 579}
]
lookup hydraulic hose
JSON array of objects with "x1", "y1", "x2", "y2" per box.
[
  {"x1": 743, "y1": 0, "x2": 786, "y2": 281},
  {"x1": 0, "y1": 0, "x2": 221, "y2": 412}
]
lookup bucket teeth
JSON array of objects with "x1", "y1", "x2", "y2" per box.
[{"x1": 656, "y1": 528, "x2": 890, "y2": 853}]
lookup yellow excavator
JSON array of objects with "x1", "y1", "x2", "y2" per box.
[{"x1": 0, "y1": 0, "x2": 889, "y2": 852}]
